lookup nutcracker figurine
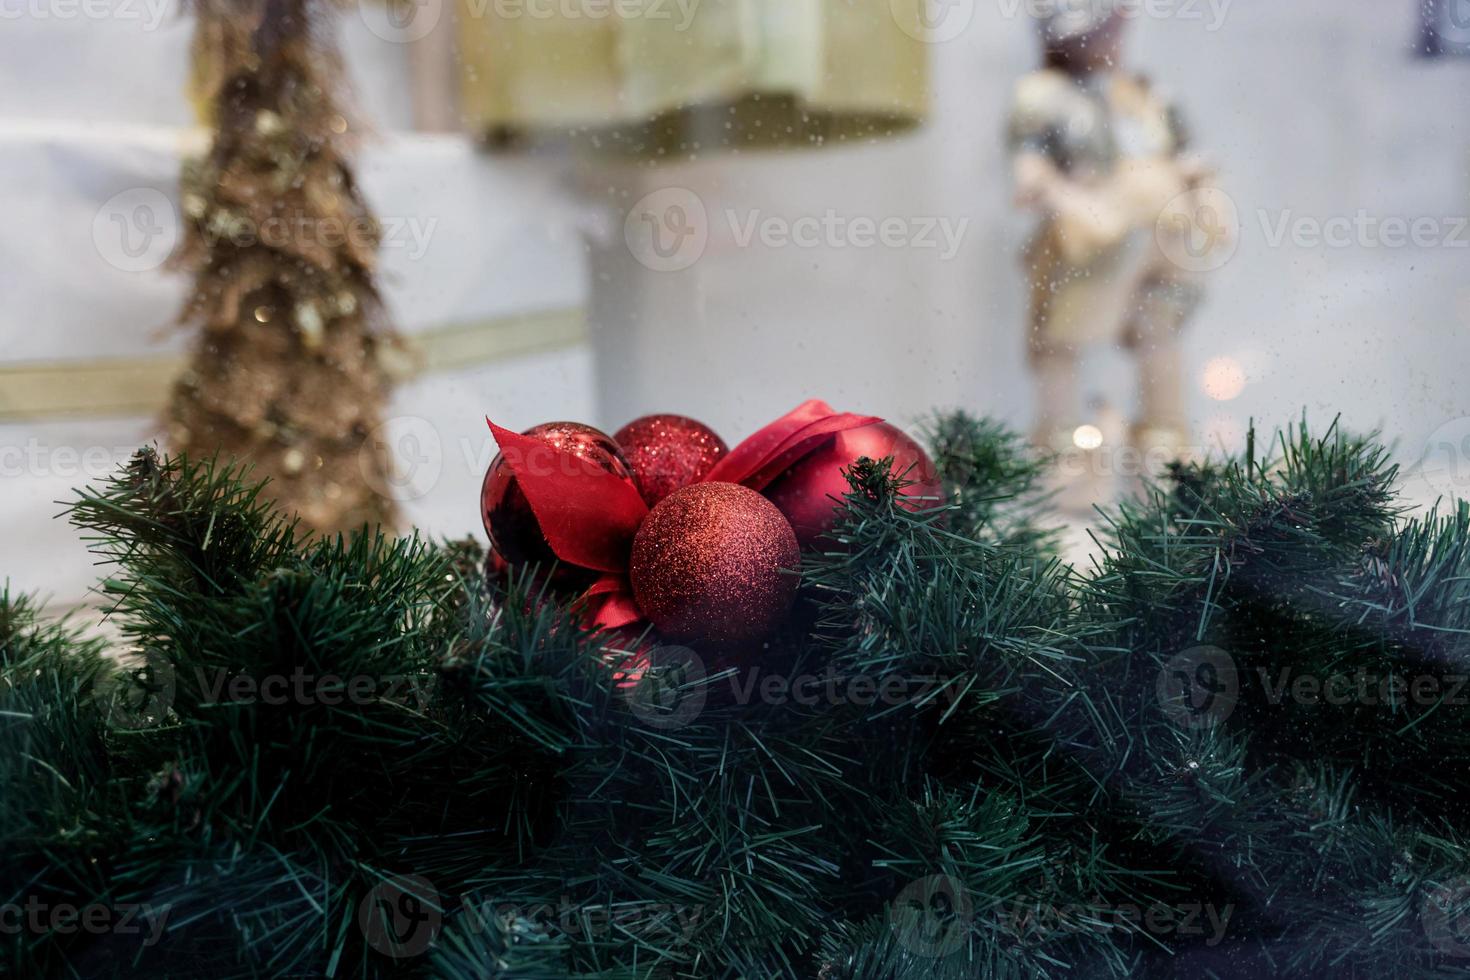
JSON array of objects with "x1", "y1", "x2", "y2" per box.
[{"x1": 1009, "y1": 3, "x2": 1221, "y2": 493}]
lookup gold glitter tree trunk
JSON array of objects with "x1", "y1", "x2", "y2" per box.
[{"x1": 170, "y1": 0, "x2": 399, "y2": 535}]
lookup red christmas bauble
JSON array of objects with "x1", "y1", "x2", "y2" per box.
[
  {"x1": 613, "y1": 414, "x2": 729, "y2": 507},
  {"x1": 630, "y1": 482, "x2": 799, "y2": 648},
  {"x1": 482, "y1": 421, "x2": 635, "y2": 580},
  {"x1": 763, "y1": 422, "x2": 943, "y2": 549}
]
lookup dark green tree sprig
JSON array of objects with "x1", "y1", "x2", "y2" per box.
[
  {"x1": 922, "y1": 412, "x2": 1057, "y2": 553},
  {"x1": 6, "y1": 417, "x2": 1470, "y2": 979}
]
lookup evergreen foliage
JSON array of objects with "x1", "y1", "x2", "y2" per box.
[{"x1": 4, "y1": 419, "x2": 1470, "y2": 978}]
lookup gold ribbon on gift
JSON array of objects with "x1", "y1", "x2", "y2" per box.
[{"x1": 0, "y1": 307, "x2": 586, "y2": 422}]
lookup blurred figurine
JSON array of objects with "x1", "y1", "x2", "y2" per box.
[{"x1": 1009, "y1": 3, "x2": 1222, "y2": 499}]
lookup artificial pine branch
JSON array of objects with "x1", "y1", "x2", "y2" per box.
[
  {"x1": 1067, "y1": 419, "x2": 1470, "y2": 977},
  {"x1": 923, "y1": 411, "x2": 1057, "y2": 552},
  {"x1": 6, "y1": 417, "x2": 1470, "y2": 977}
]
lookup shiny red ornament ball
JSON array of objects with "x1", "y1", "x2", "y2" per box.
[
  {"x1": 763, "y1": 421, "x2": 943, "y2": 549},
  {"x1": 482, "y1": 421, "x2": 635, "y2": 579},
  {"x1": 614, "y1": 414, "x2": 729, "y2": 507},
  {"x1": 630, "y1": 482, "x2": 799, "y2": 648}
]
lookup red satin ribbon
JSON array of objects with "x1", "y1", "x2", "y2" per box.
[
  {"x1": 486, "y1": 400, "x2": 880, "y2": 631},
  {"x1": 703, "y1": 399, "x2": 881, "y2": 490},
  {"x1": 578, "y1": 573, "x2": 643, "y2": 630},
  {"x1": 485, "y1": 421, "x2": 648, "y2": 573}
]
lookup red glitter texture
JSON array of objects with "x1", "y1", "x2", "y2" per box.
[
  {"x1": 614, "y1": 414, "x2": 729, "y2": 507},
  {"x1": 629, "y1": 482, "x2": 799, "y2": 647}
]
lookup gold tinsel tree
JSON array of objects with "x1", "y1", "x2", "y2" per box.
[{"x1": 170, "y1": 0, "x2": 399, "y2": 534}]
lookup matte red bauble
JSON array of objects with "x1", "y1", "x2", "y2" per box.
[
  {"x1": 629, "y1": 482, "x2": 799, "y2": 648},
  {"x1": 482, "y1": 422, "x2": 635, "y2": 579},
  {"x1": 763, "y1": 422, "x2": 943, "y2": 549},
  {"x1": 614, "y1": 414, "x2": 729, "y2": 507}
]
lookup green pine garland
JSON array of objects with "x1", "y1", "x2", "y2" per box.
[{"x1": 4, "y1": 416, "x2": 1470, "y2": 978}]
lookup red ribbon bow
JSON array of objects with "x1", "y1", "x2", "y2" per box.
[{"x1": 486, "y1": 400, "x2": 880, "y2": 631}]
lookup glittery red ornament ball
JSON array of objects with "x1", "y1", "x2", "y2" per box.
[
  {"x1": 613, "y1": 414, "x2": 729, "y2": 507},
  {"x1": 630, "y1": 482, "x2": 799, "y2": 648},
  {"x1": 482, "y1": 421, "x2": 635, "y2": 580},
  {"x1": 763, "y1": 422, "x2": 943, "y2": 549}
]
